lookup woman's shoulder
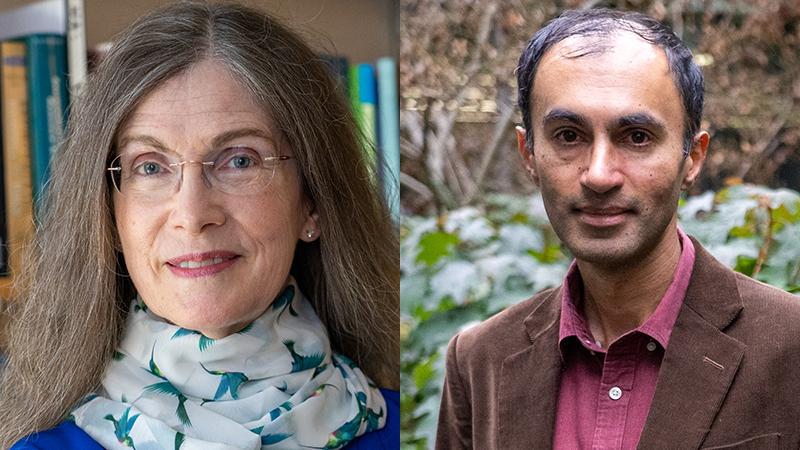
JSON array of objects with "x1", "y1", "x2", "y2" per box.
[
  {"x1": 346, "y1": 388, "x2": 399, "y2": 449},
  {"x1": 11, "y1": 421, "x2": 102, "y2": 450},
  {"x1": 12, "y1": 390, "x2": 399, "y2": 450}
]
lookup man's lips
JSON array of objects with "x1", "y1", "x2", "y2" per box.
[
  {"x1": 574, "y1": 206, "x2": 634, "y2": 227},
  {"x1": 166, "y1": 251, "x2": 240, "y2": 278}
]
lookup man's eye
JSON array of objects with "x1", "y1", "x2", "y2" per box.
[
  {"x1": 626, "y1": 130, "x2": 652, "y2": 146},
  {"x1": 555, "y1": 129, "x2": 581, "y2": 144}
]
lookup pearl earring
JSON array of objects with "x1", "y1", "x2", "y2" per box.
[{"x1": 306, "y1": 229, "x2": 314, "y2": 238}]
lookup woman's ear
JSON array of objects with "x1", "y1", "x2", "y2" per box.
[{"x1": 299, "y1": 211, "x2": 320, "y2": 242}]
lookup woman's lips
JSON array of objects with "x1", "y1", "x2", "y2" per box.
[{"x1": 166, "y1": 252, "x2": 240, "y2": 278}]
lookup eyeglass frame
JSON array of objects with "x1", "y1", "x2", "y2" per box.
[{"x1": 106, "y1": 151, "x2": 294, "y2": 198}]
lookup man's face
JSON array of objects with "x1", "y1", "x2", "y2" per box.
[{"x1": 518, "y1": 31, "x2": 707, "y2": 267}]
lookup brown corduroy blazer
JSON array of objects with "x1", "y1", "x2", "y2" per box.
[{"x1": 436, "y1": 240, "x2": 800, "y2": 450}]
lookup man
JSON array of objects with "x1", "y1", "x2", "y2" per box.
[{"x1": 436, "y1": 8, "x2": 800, "y2": 450}]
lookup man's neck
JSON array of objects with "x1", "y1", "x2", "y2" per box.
[{"x1": 578, "y1": 223, "x2": 682, "y2": 348}]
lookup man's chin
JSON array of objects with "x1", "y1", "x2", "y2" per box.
[{"x1": 562, "y1": 235, "x2": 647, "y2": 269}]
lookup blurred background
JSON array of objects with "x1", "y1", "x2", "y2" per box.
[{"x1": 399, "y1": 0, "x2": 800, "y2": 448}]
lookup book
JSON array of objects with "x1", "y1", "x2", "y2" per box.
[
  {"x1": 66, "y1": 0, "x2": 87, "y2": 94},
  {"x1": 0, "y1": 58, "x2": 7, "y2": 276},
  {"x1": 26, "y1": 34, "x2": 69, "y2": 207},
  {"x1": 357, "y1": 63, "x2": 378, "y2": 171},
  {"x1": 0, "y1": 40, "x2": 35, "y2": 298},
  {"x1": 376, "y1": 57, "x2": 399, "y2": 221},
  {"x1": 320, "y1": 54, "x2": 349, "y2": 96},
  {"x1": 348, "y1": 64, "x2": 362, "y2": 136},
  {"x1": 0, "y1": 0, "x2": 65, "y2": 41}
]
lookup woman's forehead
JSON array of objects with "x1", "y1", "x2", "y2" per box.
[{"x1": 117, "y1": 60, "x2": 278, "y2": 148}]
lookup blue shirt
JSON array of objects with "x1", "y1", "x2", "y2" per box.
[{"x1": 12, "y1": 389, "x2": 399, "y2": 449}]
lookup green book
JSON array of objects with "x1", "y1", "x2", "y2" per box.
[{"x1": 26, "y1": 33, "x2": 69, "y2": 207}]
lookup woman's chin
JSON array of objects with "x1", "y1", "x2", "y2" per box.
[{"x1": 158, "y1": 304, "x2": 259, "y2": 338}]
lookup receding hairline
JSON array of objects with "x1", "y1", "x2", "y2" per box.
[
  {"x1": 529, "y1": 28, "x2": 677, "y2": 126},
  {"x1": 537, "y1": 26, "x2": 670, "y2": 72}
]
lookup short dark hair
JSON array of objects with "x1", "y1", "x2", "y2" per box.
[{"x1": 516, "y1": 8, "x2": 704, "y2": 156}]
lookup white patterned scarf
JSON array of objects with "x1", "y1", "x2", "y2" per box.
[{"x1": 71, "y1": 278, "x2": 386, "y2": 450}]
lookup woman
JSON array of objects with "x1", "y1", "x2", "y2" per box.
[{"x1": 0, "y1": 2, "x2": 398, "y2": 449}]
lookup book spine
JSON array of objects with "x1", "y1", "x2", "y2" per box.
[
  {"x1": 376, "y1": 57, "x2": 399, "y2": 221},
  {"x1": 348, "y1": 64, "x2": 362, "y2": 135},
  {"x1": 319, "y1": 54, "x2": 349, "y2": 96},
  {"x1": 0, "y1": 40, "x2": 35, "y2": 298},
  {"x1": 357, "y1": 63, "x2": 378, "y2": 170},
  {"x1": 0, "y1": 48, "x2": 6, "y2": 277},
  {"x1": 26, "y1": 34, "x2": 69, "y2": 207},
  {"x1": 66, "y1": 0, "x2": 88, "y2": 95}
]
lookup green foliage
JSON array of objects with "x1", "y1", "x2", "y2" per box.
[{"x1": 400, "y1": 186, "x2": 800, "y2": 448}]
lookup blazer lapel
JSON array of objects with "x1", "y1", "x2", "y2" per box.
[
  {"x1": 498, "y1": 287, "x2": 562, "y2": 449},
  {"x1": 637, "y1": 241, "x2": 745, "y2": 449}
]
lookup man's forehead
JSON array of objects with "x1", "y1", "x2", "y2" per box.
[
  {"x1": 530, "y1": 29, "x2": 682, "y2": 131},
  {"x1": 541, "y1": 29, "x2": 666, "y2": 68}
]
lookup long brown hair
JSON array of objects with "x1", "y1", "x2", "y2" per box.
[{"x1": 0, "y1": 1, "x2": 398, "y2": 445}]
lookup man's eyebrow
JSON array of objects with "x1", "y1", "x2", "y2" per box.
[
  {"x1": 116, "y1": 128, "x2": 276, "y2": 155},
  {"x1": 542, "y1": 109, "x2": 590, "y2": 129},
  {"x1": 615, "y1": 113, "x2": 667, "y2": 133}
]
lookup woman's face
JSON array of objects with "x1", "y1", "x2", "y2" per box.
[{"x1": 114, "y1": 60, "x2": 318, "y2": 338}]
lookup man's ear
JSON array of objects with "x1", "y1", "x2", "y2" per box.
[
  {"x1": 681, "y1": 130, "x2": 709, "y2": 190},
  {"x1": 516, "y1": 126, "x2": 540, "y2": 186}
]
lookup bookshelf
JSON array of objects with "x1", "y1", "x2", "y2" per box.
[
  {"x1": 0, "y1": 0, "x2": 400, "y2": 346},
  {"x1": 0, "y1": 0, "x2": 398, "y2": 62}
]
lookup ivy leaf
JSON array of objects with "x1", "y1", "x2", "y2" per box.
[
  {"x1": 415, "y1": 231, "x2": 460, "y2": 266},
  {"x1": 411, "y1": 354, "x2": 437, "y2": 391},
  {"x1": 772, "y1": 203, "x2": 800, "y2": 225},
  {"x1": 734, "y1": 255, "x2": 757, "y2": 277}
]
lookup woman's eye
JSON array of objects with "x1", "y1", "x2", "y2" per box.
[
  {"x1": 217, "y1": 146, "x2": 268, "y2": 170},
  {"x1": 230, "y1": 155, "x2": 254, "y2": 169},
  {"x1": 135, "y1": 161, "x2": 164, "y2": 176}
]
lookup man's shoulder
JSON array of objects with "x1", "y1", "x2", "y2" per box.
[
  {"x1": 733, "y1": 271, "x2": 799, "y2": 309},
  {"x1": 732, "y1": 271, "x2": 800, "y2": 325},
  {"x1": 691, "y1": 239, "x2": 800, "y2": 328},
  {"x1": 450, "y1": 286, "x2": 560, "y2": 364}
]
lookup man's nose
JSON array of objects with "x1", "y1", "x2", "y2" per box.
[
  {"x1": 579, "y1": 137, "x2": 624, "y2": 194},
  {"x1": 168, "y1": 163, "x2": 225, "y2": 234}
]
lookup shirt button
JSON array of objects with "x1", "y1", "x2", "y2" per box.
[
  {"x1": 609, "y1": 386, "x2": 623, "y2": 400},
  {"x1": 647, "y1": 341, "x2": 657, "y2": 352}
]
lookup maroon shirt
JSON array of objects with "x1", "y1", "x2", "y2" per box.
[{"x1": 553, "y1": 229, "x2": 696, "y2": 450}]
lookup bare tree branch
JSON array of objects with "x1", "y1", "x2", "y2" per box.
[
  {"x1": 465, "y1": 95, "x2": 516, "y2": 204},
  {"x1": 400, "y1": 172, "x2": 433, "y2": 202},
  {"x1": 738, "y1": 115, "x2": 787, "y2": 181}
]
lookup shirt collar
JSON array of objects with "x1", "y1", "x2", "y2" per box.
[{"x1": 558, "y1": 227, "x2": 696, "y2": 354}]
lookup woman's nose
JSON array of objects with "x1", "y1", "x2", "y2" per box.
[{"x1": 168, "y1": 163, "x2": 226, "y2": 234}]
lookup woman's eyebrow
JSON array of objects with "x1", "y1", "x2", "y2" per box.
[
  {"x1": 116, "y1": 128, "x2": 276, "y2": 155},
  {"x1": 212, "y1": 128, "x2": 276, "y2": 148},
  {"x1": 116, "y1": 135, "x2": 177, "y2": 156}
]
